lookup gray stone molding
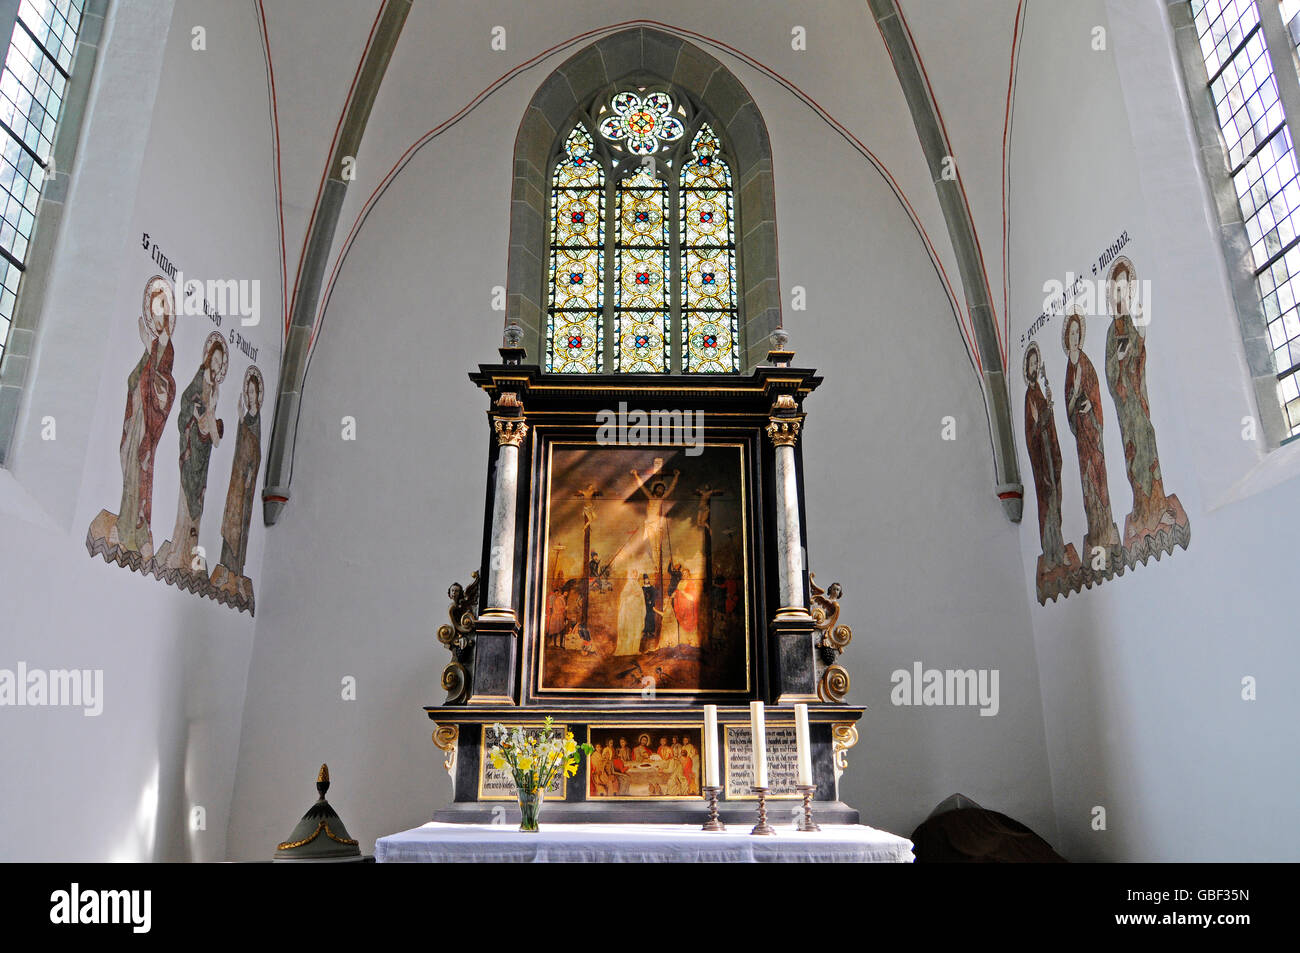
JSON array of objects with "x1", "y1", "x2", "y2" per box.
[
  {"x1": 868, "y1": 0, "x2": 1023, "y2": 521},
  {"x1": 262, "y1": 0, "x2": 412, "y2": 524}
]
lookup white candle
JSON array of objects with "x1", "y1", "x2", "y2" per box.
[
  {"x1": 794, "y1": 703, "x2": 813, "y2": 786},
  {"x1": 703, "y1": 705, "x2": 720, "y2": 788},
  {"x1": 749, "y1": 701, "x2": 768, "y2": 788}
]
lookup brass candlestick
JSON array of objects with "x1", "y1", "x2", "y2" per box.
[
  {"x1": 701, "y1": 785, "x2": 725, "y2": 831},
  {"x1": 750, "y1": 786, "x2": 776, "y2": 835},
  {"x1": 795, "y1": 784, "x2": 820, "y2": 832}
]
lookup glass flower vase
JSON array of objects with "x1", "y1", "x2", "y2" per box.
[{"x1": 517, "y1": 788, "x2": 544, "y2": 832}]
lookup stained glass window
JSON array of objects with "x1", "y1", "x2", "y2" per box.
[
  {"x1": 544, "y1": 89, "x2": 743, "y2": 374},
  {"x1": 615, "y1": 168, "x2": 670, "y2": 372},
  {"x1": 680, "y1": 124, "x2": 738, "y2": 373},
  {"x1": 0, "y1": 0, "x2": 86, "y2": 370},
  {"x1": 547, "y1": 123, "x2": 604, "y2": 373},
  {"x1": 1190, "y1": 0, "x2": 1300, "y2": 436}
]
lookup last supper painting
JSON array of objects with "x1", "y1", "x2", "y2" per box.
[{"x1": 536, "y1": 443, "x2": 751, "y2": 695}]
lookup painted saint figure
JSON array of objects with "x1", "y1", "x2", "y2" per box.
[
  {"x1": 614, "y1": 569, "x2": 645, "y2": 656},
  {"x1": 1062, "y1": 311, "x2": 1120, "y2": 558},
  {"x1": 1024, "y1": 341, "x2": 1078, "y2": 567},
  {"x1": 101, "y1": 277, "x2": 178, "y2": 560},
  {"x1": 1104, "y1": 258, "x2": 1186, "y2": 548},
  {"x1": 158, "y1": 331, "x2": 228, "y2": 573},
  {"x1": 210, "y1": 365, "x2": 263, "y2": 602}
]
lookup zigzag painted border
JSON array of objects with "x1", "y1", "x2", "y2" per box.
[
  {"x1": 1035, "y1": 521, "x2": 1190, "y2": 605},
  {"x1": 86, "y1": 527, "x2": 255, "y2": 617}
]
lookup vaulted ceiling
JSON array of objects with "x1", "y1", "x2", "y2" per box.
[{"x1": 249, "y1": 0, "x2": 1029, "y2": 520}]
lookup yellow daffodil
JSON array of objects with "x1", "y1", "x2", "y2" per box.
[
  {"x1": 517, "y1": 755, "x2": 534, "y2": 771},
  {"x1": 490, "y1": 753, "x2": 506, "y2": 770},
  {"x1": 564, "y1": 738, "x2": 576, "y2": 754}
]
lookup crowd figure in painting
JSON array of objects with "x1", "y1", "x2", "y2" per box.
[
  {"x1": 1023, "y1": 257, "x2": 1189, "y2": 604},
  {"x1": 86, "y1": 276, "x2": 264, "y2": 613},
  {"x1": 588, "y1": 733, "x2": 700, "y2": 798}
]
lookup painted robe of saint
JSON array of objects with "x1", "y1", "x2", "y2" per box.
[
  {"x1": 1023, "y1": 341, "x2": 1081, "y2": 582},
  {"x1": 158, "y1": 332, "x2": 228, "y2": 573},
  {"x1": 670, "y1": 568, "x2": 700, "y2": 647},
  {"x1": 1104, "y1": 258, "x2": 1185, "y2": 547},
  {"x1": 1062, "y1": 312, "x2": 1120, "y2": 556},
  {"x1": 211, "y1": 365, "x2": 262, "y2": 599},
  {"x1": 615, "y1": 570, "x2": 645, "y2": 656},
  {"x1": 109, "y1": 277, "x2": 177, "y2": 558}
]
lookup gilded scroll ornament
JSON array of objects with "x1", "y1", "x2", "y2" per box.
[
  {"x1": 810, "y1": 573, "x2": 853, "y2": 702},
  {"x1": 819, "y1": 664, "x2": 851, "y2": 704},
  {"x1": 437, "y1": 573, "x2": 479, "y2": 704},
  {"x1": 432, "y1": 724, "x2": 459, "y2": 775},
  {"x1": 831, "y1": 723, "x2": 859, "y2": 779}
]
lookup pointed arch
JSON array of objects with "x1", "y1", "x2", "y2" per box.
[
  {"x1": 508, "y1": 27, "x2": 780, "y2": 372},
  {"x1": 680, "y1": 123, "x2": 739, "y2": 373},
  {"x1": 547, "y1": 123, "x2": 605, "y2": 373}
]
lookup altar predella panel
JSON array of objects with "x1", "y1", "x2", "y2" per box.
[
  {"x1": 537, "y1": 443, "x2": 750, "y2": 695},
  {"x1": 585, "y1": 726, "x2": 704, "y2": 800}
]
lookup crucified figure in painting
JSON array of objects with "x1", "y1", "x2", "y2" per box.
[
  {"x1": 631, "y1": 460, "x2": 679, "y2": 640},
  {"x1": 573, "y1": 482, "x2": 603, "y2": 645},
  {"x1": 694, "y1": 484, "x2": 724, "y2": 648}
]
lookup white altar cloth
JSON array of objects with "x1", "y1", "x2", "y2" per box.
[{"x1": 375, "y1": 822, "x2": 914, "y2": 863}]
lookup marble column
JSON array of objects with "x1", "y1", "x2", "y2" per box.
[
  {"x1": 767, "y1": 414, "x2": 808, "y2": 616},
  {"x1": 767, "y1": 401, "x2": 817, "y2": 703},
  {"x1": 484, "y1": 414, "x2": 527, "y2": 616}
]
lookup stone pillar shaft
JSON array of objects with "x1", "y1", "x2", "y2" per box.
[
  {"x1": 485, "y1": 415, "x2": 527, "y2": 614},
  {"x1": 774, "y1": 443, "x2": 804, "y2": 609}
]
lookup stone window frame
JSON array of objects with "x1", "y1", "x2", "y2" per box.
[
  {"x1": 0, "y1": 0, "x2": 108, "y2": 465},
  {"x1": 1169, "y1": 0, "x2": 1300, "y2": 447},
  {"x1": 507, "y1": 27, "x2": 780, "y2": 373}
]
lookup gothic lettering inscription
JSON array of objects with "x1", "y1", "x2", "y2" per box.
[{"x1": 724, "y1": 724, "x2": 801, "y2": 799}]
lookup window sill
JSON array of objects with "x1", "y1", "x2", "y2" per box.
[
  {"x1": 1208, "y1": 436, "x2": 1300, "y2": 511},
  {"x1": 0, "y1": 466, "x2": 60, "y2": 534}
]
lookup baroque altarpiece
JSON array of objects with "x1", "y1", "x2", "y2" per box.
[{"x1": 428, "y1": 343, "x2": 864, "y2": 823}]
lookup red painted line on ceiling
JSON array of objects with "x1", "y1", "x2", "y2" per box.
[
  {"x1": 1001, "y1": 0, "x2": 1025, "y2": 369},
  {"x1": 254, "y1": 0, "x2": 288, "y2": 336}
]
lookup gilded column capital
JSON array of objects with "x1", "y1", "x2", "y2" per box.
[
  {"x1": 493, "y1": 416, "x2": 529, "y2": 447},
  {"x1": 766, "y1": 416, "x2": 802, "y2": 447}
]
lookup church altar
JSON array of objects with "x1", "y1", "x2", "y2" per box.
[
  {"x1": 424, "y1": 336, "x2": 876, "y2": 829},
  {"x1": 375, "y1": 822, "x2": 913, "y2": 864}
]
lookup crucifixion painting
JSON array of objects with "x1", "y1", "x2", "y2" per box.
[{"x1": 539, "y1": 444, "x2": 750, "y2": 694}]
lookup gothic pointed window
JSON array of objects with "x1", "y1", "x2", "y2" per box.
[
  {"x1": 615, "y1": 166, "x2": 670, "y2": 372},
  {"x1": 547, "y1": 124, "x2": 604, "y2": 373},
  {"x1": 681, "y1": 124, "x2": 739, "y2": 373},
  {"x1": 543, "y1": 87, "x2": 744, "y2": 374}
]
